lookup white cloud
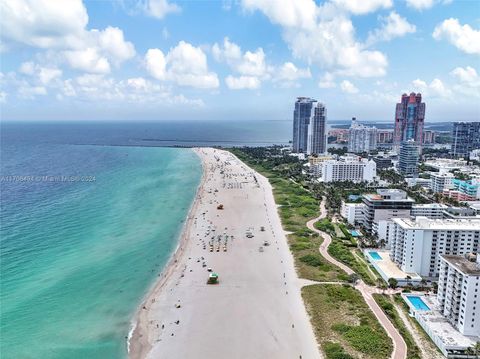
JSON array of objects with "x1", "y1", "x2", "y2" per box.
[
  {"x1": 19, "y1": 61, "x2": 62, "y2": 84},
  {"x1": 318, "y1": 72, "x2": 336, "y2": 88},
  {"x1": 332, "y1": 0, "x2": 392, "y2": 15},
  {"x1": 367, "y1": 12, "x2": 416, "y2": 44},
  {"x1": 0, "y1": 0, "x2": 88, "y2": 49},
  {"x1": 241, "y1": 0, "x2": 317, "y2": 30},
  {"x1": 406, "y1": 0, "x2": 434, "y2": 10},
  {"x1": 450, "y1": 66, "x2": 480, "y2": 98},
  {"x1": 145, "y1": 41, "x2": 219, "y2": 88},
  {"x1": 411, "y1": 77, "x2": 451, "y2": 97},
  {"x1": 165, "y1": 41, "x2": 219, "y2": 88},
  {"x1": 0, "y1": 91, "x2": 6, "y2": 103},
  {"x1": 275, "y1": 62, "x2": 311, "y2": 81},
  {"x1": 225, "y1": 75, "x2": 261, "y2": 90},
  {"x1": 340, "y1": 80, "x2": 359, "y2": 94},
  {"x1": 38, "y1": 67, "x2": 62, "y2": 84},
  {"x1": 243, "y1": 1, "x2": 389, "y2": 78},
  {"x1": 19, "y1": 62, "x2": 35, "y2": 75},
  {"x1": 212, "y1": 37, "x2": 268, "y2": 77},
  {"x1": 451, "y1": 66, "x2": 479, "y2": 84},
  {"x1": 64, "y1": 48, "x2": 111, "y2": 74},
  {"x1": 96, "y1": 27, "x2": 135, "y2": 65},
  {"x1": 1, "y1": 1, "x2": 136, "y2": 74},
  {"x1": 433, "y1": 18, "x2": 480, "y2": 55},
  {"x1": 18, "y1": 85, "x2": 47, "y2": 99},
  {"x1": 145, "y1": 0, "x2": 181, "y2": 19},
  {"x1": 145, "y1": 48, "x2": 167, "y2": 80}
]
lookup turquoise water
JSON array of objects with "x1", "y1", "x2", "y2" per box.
[
  {"x1": 0, "y1": 143, "x2": 201, "y2": 358},
  {"x1": 369, "y1": 251, "x2": 382, "y2": 260},
  {"x1": 406, "y1": 296, "x2": 430, "y2": 311}
]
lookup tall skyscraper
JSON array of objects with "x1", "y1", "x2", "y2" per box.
[
  {"x1": 309, "y1": 103, "x2": 327, "y2": 154},
  {"x1": 451, "y1": 122, "x2": 480, "y2": 158},
  {"x1": 292, "y1": 97, "x2": 326, "y2": 155},
  {"x1": 393, "y1": 92, "x2": 426, "y2": 151},
  {"x1": 398, "y1": 139, "x2": 419, "y2": 178},
  {"x1": 292, "y1": 97, "x2": 316, "y2": 153},
  {"x1": 347, "y1": 117, "x2": 377, "y2": 153}
]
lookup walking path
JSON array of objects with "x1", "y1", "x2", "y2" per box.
[{"x1": 306, "y1": 198, "x2": 407, "y2": 359}]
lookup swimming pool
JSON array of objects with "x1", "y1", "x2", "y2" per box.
[
  {"x1": 406, "y1": 296, "x2": 430, "y2": 311},
  {"x1": 351, "y1": 230, "x2": 361, "y2": 237},
  {"x1": 369, "y1": 251, "x2": 382, "y2": 260}
]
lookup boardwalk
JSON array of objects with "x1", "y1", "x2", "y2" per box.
[{"x1": 306, "y1": 198, "x2": 407, "y2": 359}]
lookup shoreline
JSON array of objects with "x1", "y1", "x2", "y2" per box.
[
  {"x1": 129, "y1": 147, "x2": 321, "y2": 359},
  {"x1": 128, "y1": 147, "x2": 206, "y2": 358}
]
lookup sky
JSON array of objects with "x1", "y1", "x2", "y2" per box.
[{"x1": 0, "y1": 0, "x2": 479, "y2": 122}]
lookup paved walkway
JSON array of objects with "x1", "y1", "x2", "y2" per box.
[{"x1": 306, "y1": 198, "x2": 407, "y2": 359}]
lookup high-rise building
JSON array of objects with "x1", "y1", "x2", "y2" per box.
[
  {"x1": 320, "y1": 155, "x2": 376, "y2": 183},
  {"x1": 292, "y1": 97, "x2": 326, "y2": 154},
  {"x1": 377, "y1": 130, "x2": 394, "y2": 146},
  {"x1": 398, "y1": 139, "x2": 419, "y2": 177},
  {"x1": 361, "y1": 189, "x2": 414, "y2": 232},
  {"x1": 423, "y1": 130, "x2": 436, "y2": 145},
  {"x1": 393, "y1": 92, "x2": 426, "y2": 151},
  {"x1": 310, "y1": 103, "x2": 327, "y2": 154},
  {"x1": 347, "y1": 117, "x2": 377, "y2": 153},
  {"x1": 451, "y1": 122, "x2": 480, "y2": 158},
  {"x1": 438, "y1": 253, "x2": 480, "y2": 336},
  {"x1": 389, "y1": 217, "x2": 480, "y2": 277}
]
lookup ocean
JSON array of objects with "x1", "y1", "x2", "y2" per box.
[
  {"x1": 0, "y1": 122, "x2": 211, "y2": 358},
  {"x1": 0, "y1": 120, "x2": 291, "y2": 359}
]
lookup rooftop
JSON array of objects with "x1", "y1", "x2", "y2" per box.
[
  {"x1": 442, "y1": 254, "x2": 480, "y2": 275},
  {"x1": 393, "y1": 217, "x2": 480, "y2": 230},
  {"x1": 413, "y1": 295, "x2": 479, "y2": 350},
  {"x1": 412, "y1": 203, "x2": 448, "y2": 209}
]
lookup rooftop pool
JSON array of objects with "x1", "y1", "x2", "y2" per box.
[
  {"x1": 406, "y1": 295, "x2": 430, "y2": 311},
  {"x1": 368, "y1": 251, "x2": 382, "y2": 260}
]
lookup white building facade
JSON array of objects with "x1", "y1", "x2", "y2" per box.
[
  {"x1": 411, "y1": 203, "x2": 448, "y2": 219},
  {"x1": 321, "y1": 156, "x2": 376, "y2": 183},
  {"x1": 341, "y1": 202, "x2": 365, "y2": 225},
  {"x1": 430, "y1": 172, "x2": 454, "y2": 193},
  {"x1": 438, "y1": 254, "x2": 480, "y2": 337},
  {"x1": 347, "y1": 118, "x2": 378, "y2": 153},
  {"x1": 389, "y1": 217, "x2": 480, "y2": 278}
]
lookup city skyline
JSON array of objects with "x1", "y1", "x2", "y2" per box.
[{"x1": 0, "y1": 0, "x2": 479, "y2": 122}]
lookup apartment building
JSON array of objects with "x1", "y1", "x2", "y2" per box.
[
  {"x1": 389, "y1": 217, "x2": 480, "y2": 278},
  {"x1": 438, "y1": 254, "x2": 480, "y2": 336}
]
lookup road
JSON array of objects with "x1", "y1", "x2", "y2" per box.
[{"x1": 306, "y1": 198, "x2": 407, "y2": 359}]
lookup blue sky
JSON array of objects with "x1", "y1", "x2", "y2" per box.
[{"x1": 0, "y1": 0, "x2": 479, "y2": 122}]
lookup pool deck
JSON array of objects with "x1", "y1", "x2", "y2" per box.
[
  {"x1": 403, "y1": 294, "x2": 479, "y2": 356},
  {"x1": 363, "y1": 249, "x2": 422, "y2": 286}
]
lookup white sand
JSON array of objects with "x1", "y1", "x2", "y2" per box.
[{"x1": 129, "y1": 148, "x2": 321, "y2": 359}]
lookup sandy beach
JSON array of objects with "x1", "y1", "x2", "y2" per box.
[{"x1": 129, "y1": 147, "x2": 321, "y2": 359}]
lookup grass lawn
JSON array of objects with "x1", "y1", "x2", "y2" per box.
[{"x1": 302, "y1": 284, "x2": 393, "y2": 359}]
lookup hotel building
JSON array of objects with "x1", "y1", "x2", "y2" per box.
[
  {"x1": 438, "y1": 253, "x2": 480, "y2": 336},
  {"x1": 320, "y1": 155, "x2": 376, "y2": 183},
  {"x1": 389, "y1": 217, "x2": 480, "y2": 278},
  {"x1": 361, "y1": 189, "x2": 414, "y2": 232}
]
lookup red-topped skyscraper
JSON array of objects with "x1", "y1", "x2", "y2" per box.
[{"x1": 393, "y1": 92, "x2": 426, "y2": 151}]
